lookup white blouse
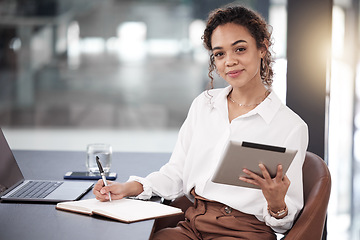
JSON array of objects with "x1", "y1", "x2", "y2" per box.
[{"x1": 129, "y1": 86, "x2": 309, "y2": 233}]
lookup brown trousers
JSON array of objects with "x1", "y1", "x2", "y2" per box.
[{"x1": 152, "y1": 191, "x2": 276, "y2": 240}]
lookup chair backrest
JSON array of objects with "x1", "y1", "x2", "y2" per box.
[
  {"x1": 151, "y1": 152, "x2": 331, "y2": 240},
  {"x1": 284, "y1": 151, "x2": 331, "y2": 240}
]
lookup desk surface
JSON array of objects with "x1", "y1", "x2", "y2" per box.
[{"x1": 0, "y1": 150, "x2": 170, "y2": 240}]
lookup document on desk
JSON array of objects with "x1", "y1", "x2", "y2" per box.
[{"x1": 56, "y1": 198, "x2": 183, "y2": 223}]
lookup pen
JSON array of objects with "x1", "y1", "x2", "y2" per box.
[{"x1": 96, "y1": 156, "x2": 112, "y2": 201}]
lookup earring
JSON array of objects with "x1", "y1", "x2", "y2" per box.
[{"x1": 261, "y1": 58, "x2": 265, "y2": 70}]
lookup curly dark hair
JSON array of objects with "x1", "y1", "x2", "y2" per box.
[{"x1": 202, "y1": 5, "x2": 274, "y2": 89}]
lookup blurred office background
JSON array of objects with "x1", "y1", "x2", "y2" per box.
[{"x1": 0, "y1": 0, "x2": 359, "y2": 239}]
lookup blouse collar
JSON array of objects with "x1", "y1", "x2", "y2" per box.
[{"x1": 211, "y1": 86, "x2": 282, "y2": 125}]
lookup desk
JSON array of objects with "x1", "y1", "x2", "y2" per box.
[{"x1": 0, "y1": 150, "x2": 170, "y2": 240}]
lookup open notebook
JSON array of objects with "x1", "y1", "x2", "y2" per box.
[{"x1": 56, "y1": 198, "x2": 183, "y2": 223}]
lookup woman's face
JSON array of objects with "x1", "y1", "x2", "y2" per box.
[{"x1": 211, "y1": 23, "x2": 265, "y2": 89}]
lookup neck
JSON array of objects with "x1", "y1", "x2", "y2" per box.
[{"x1": 230, "y1": 85, "x2": 269, "y2": 105}]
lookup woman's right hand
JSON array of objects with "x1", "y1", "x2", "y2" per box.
[{"x1": 93, "y1": 180, "x2": 144, "y2": 202}]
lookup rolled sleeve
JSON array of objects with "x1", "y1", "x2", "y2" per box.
[
  {"x1": 127, "y1": 176, "x2": 153, "y2": 200},
  {"x1": 262, "y1": 198, "x2": 299, "y2": 233}
]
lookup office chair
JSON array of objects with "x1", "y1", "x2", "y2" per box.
[
  {"x1": 150, "y1": 151, "x2": 331, "y2": 240},
  {"x1": 283, "y1": 151, "x2": 331, "y2": 239}
]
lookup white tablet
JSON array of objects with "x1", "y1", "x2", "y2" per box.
[{"x1": 211, "y1": 140, "x2": 298, "y2": 189}]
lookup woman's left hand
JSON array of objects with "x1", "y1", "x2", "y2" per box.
[{"x1": 239, "y1": 164, "x2": 290, "y2": 212}]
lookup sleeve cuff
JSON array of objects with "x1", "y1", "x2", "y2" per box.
[
  {"x1": 262, "y1": 203, "x2": 296, "y2": 233},
  {"x1": 127, "y1": 176, "x2": 153, "y2": 200}
]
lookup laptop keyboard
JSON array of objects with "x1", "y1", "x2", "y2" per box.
[{"x1": 9, "y1": 181, "x2": 63, "y2": 199}]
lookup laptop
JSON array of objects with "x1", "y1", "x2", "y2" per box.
[{"x1": 0, "y1": 129, "x2": 94, "y2": 203}]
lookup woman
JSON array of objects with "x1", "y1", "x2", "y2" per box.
[{"x1": 93, "y1": 5, "x2": 308, "y2": 239}]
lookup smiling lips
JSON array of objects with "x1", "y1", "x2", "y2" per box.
[{"x1": 226, "y1": 69, "x2": 244, "y2": 78}]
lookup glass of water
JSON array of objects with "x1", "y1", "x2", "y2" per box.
[{"x1": 86, "y1": 143, "x2": 112, "y2": 173}]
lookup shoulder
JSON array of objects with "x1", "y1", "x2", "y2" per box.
[
  {"x1": 187, "y1": 89, "x2": 219, "y2": 108},
  {"x1": 195, "y1": 88, "x2": 224, "y2": 101},
  {"x1": 192, "y1": 87, "x2": 229, "y2": 105},
  {"x1": 266, "y1": 93, "x2": 309, "y2": 147},
  {"x1": 280, "y1": 105, "x2": 307, "y2": 127},
  {"x1": 267, "y1": 91, "x2": 308, "y2": 130},
  {"x1": 276, "y1": 103, "x2": 308, "y2": 134},
  {"x1": 185, "y1": 87, "x2": 229, "y2": 118}
]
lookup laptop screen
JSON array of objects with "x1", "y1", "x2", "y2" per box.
[{"x1": 0, "y1": 129, "x2": 24, "y2": 196}]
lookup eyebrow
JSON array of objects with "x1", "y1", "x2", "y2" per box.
[{"x1": 212, "y1": 40, "x2": 247, "y2": 51}]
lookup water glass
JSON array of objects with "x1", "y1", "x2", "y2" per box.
[{"x1": 86, "y1": 143, "x2": 112, "y2": 173}]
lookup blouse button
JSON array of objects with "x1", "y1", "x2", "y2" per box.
[{"x1": 224, "y1": 206, "x2": 232, "y2": 214}]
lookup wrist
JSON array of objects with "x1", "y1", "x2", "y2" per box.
[
  {"x1": 125, "y1": 181, "x2": 144, "y2": 197},
  {"x1": 268, "y1": 200, "x2": 286, "y2": 213},
  {"x1": 268, "y1": 204, "x2": 288, "y2": 219}
]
